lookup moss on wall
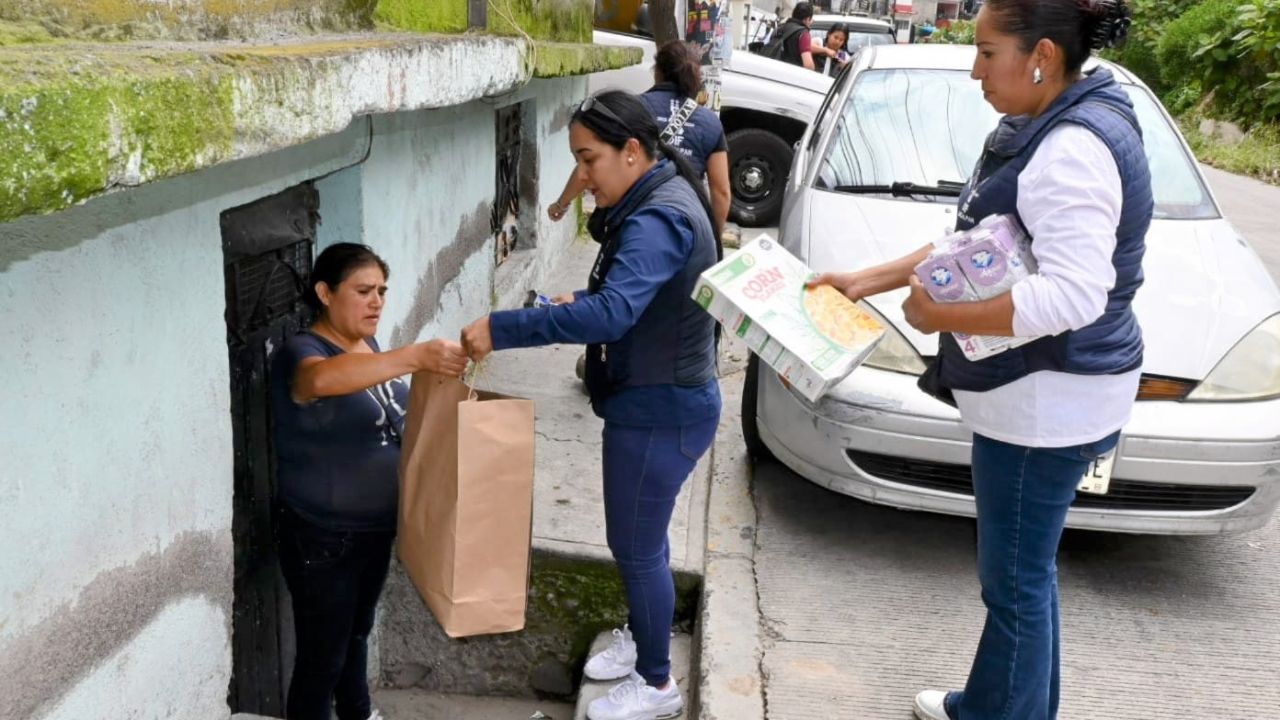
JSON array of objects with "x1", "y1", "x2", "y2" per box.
[
  {"x1": 372, "y1": 0, "x2": 466, "y2": 34},
  {"x1": 0, "y1": 21, "x2": 56, "y2": 45},
  {"x1": 527, "y1": 552, "x2": 700, "y2": 667},
  {"x1": 532, "y1": 42, "x2": 641, "y2": 78},
  {"x1": 487, "y1": 0, "x2": 591, "y2": 43},
  {"x1": 0, "y1": 49, "x2": 237, "y2": 222},
  {"x1": 0, "y1": 0, "x2": 377, "y2": 42},
  {"x1": 0, "y1": 31, "x2": 640, "y2": 224}
]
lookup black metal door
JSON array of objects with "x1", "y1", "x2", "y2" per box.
[{"x1": 222, "y1": 183, "x2": 319, "y2": 715}]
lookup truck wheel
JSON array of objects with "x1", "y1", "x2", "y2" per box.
[
  {"x1": 741, "y1": 354, "x2": 776, "y2": 462},
  {"x1": 728, "y1": 128, "x2": 792, "y2": 227}
]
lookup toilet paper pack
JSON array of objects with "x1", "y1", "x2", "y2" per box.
[{"x1": 916, "y1": 215, "x2": 1039, "y2": 361}]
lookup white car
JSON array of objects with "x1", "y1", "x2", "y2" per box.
[{"x1": 747, "y1": 44, "x2": 1280, "y2": 535}]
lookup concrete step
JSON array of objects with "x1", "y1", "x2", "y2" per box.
[
  {"x1": 374, "y1": 689, "x2": 574, "y2": 719},
  {"x1": 573, "y1": 631, "x2": 693, "y2": 720},
  {"x1": 233, "y1": 691, "x2": 574, "y2": 720}
]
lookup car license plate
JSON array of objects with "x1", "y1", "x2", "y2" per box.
[{"x1": 1077, "y1": 452, "x2": 1116, "y2": 495}]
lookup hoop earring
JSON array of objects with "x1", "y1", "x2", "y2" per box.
[{"x1": 1033, "y1": 67, "x2": 1044, "y2": 85}]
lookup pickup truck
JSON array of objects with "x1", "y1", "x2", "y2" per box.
[{"x1": 589, "y1": 29, "x2": 832, "y2": 226}]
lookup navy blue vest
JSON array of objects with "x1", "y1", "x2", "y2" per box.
[
  {"x1": 933, "y1": 68, "x2": 1153, "y2": 394},
  {"x1": 583, "y1": 162, "x2": 720, "y2": 404}
]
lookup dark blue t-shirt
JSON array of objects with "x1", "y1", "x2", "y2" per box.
[
  {"x1": 270, "y1": 331, "x2": 408, "y2": 531},
  {"x1": 642, "y1": 83, "x2": 728, "y2": 179}
]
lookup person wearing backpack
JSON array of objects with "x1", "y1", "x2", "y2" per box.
[
  {"x1": 760, "y1": 2, "x2": 817, "y2": 70},
  {"x1": 548, "y1": 41, "x2": 730, "y2": 234}
]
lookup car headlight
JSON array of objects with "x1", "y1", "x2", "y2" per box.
[
  {"x1": 1187, "y1": 314, "x2": 1280, "y2": 402},
  {"x1": 857, "y1": 301, "x2": 928, "y2": 375}
]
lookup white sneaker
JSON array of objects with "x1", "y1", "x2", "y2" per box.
[
  {"x1": 913, "y1": 690, "x2": 952, "y2": 720},
  {"x1": 367, "y1": 711, "x2": 384, "y2": 720},
  {"x1": 584, "y1": 625, "x2": 638, "y2": 681},
  {"x1": 587, "y1": 672, "x2": 682, "y2": 720}
]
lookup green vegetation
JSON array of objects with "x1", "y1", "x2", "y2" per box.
[
  {"x1": 931, "y1": 19, "x2": 974, "y2": 45},
  {"x1": 1106, "y1": 0, "x2": 1280, "y2": 184}
]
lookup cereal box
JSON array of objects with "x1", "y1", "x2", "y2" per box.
[
  {"x1": 692, "y1": 235, "x2": 885, "y2": 402},
  {"x1": 916, "y1": 215, "x2": 1039, "y2": 361}
]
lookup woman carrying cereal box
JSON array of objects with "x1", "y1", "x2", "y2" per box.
[{"x1": 811, "y1": 0, "x2": 1150, "y2": 718}]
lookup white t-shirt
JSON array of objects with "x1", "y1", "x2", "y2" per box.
[{"x1": 954, "y1": 124, "x2": 1141, "y2": 448}]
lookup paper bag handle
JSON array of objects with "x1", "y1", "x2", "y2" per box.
[{"x1": 463, "y1": 361, "x2": 490, "y2": 401}]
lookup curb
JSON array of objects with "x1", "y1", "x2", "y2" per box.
[{"x1": 693, "y1": 369, "x2": 766, "y2": 720}]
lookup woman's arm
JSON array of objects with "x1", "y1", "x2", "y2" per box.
[
  {"x1": 292, "y1": 340, "x2": 467, "y2": 403},
  {"x1": 464, "y1": 208, "x2": 690, "y2": 359},
  {"x1": 901, "y1": 278, "x2": 1015, "y2": 336},
  {"x1": 809, "y1": 242, "x2": 935, "y2": 301},
  {"x1": 1008, "y1": 125, "x2": 1123, "y2": 337},
  {"x1": 902, "y1": 126, "x2": 1122, "y2": 338},
  {"x1": 549, "y1": 172, "x2": 588, "y2": 222},
  {"x1": 706, "y1": 151, "x2": 731, "y2": 233}
]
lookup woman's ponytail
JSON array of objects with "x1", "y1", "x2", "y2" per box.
[{"x1": 655, "y1": 40, "x2": 704, "y2": 102}]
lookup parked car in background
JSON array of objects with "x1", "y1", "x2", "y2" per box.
[
  {"x1": 591, "y1": 27, "x2": 832, "y2": 226},
  {"x1": 746, "y1": 44, "x2": 1280, "y2": 535}
]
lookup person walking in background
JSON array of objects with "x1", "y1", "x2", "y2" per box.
[
  {"x1": 809, "y1": 0, "x2": 1147, "y2": 717},
  {"x1": 462, "y1": 91, "x2": 722, "y2": 720},
  {"x1": 761, "y1": 2, "x2": 817, "y2": 70},
  {"x1": 271, "y1": 243, "x2": 468, "y2": 720},
  {"x1": 548, "y1": 40, "x2": 731, "y2": 235}
]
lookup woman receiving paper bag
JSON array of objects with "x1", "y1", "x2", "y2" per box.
[{"x1": 270, "y1": 243, "x2": 468, "y2": 720}]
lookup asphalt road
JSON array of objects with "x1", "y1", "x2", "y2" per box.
[{"x1": 750, "y1": 167, "x2": 1280, "y2": 720}]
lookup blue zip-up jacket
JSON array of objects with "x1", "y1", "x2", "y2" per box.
[{"x1": 490, "y1": 161, "x2": 721, "y2": 426}]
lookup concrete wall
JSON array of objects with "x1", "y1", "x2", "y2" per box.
[{"x1": 0, "y1": 71, "x2": 585, "y2": 720}]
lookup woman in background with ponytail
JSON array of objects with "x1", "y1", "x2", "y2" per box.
[
  {"x1": 548, "y1": 40, "x2": 731, "y2": 235},
  {"x1": 462, "y1": 90, "x2": 721, "y2": 720},
  {"x1": 812, "y1": 0, "x2": 1147, "y2": 717}
]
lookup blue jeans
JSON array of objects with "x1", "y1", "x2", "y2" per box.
[
  {"x1": 946, "y1": 431, "x2": 1120, "y2": 720},
  {"x1": 602, "y1": 415, "x2": 719, "y2": 686}
]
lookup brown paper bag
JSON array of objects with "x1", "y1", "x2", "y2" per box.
[{"x1": 397, "y1": 371, "x2": 535, "y2": 638}]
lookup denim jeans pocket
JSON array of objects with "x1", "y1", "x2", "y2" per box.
[
  {"x1": 293, "y1": 523, "x2": 350, "y2": 569},
  {"x1": 679, "y1": 417, "x2": 718, "y2": 462}
]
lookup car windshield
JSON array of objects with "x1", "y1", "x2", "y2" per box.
[{"x1": 816, "y1": 68, "x2": 1218, "y2": 219}]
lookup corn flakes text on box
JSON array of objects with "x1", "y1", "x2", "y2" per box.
[{"x1": 693, "y1": 235, "x2": 885, "y2": 402}]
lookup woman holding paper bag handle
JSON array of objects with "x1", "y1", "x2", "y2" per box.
[
  {"x1": 812, "y1": 2, "x2": 1150, "y2": 718},
  {"x1": 462, "y1": 90, "x2": 721, "y2": 720},
  {"x1": 270, "y1": 242, "x2": 468, "y2": 720}
]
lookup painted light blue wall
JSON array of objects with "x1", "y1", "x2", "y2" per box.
[
  {"x1": 0, "y1": 124, "x2": 370, "y2": 719},
  {"x1": 0, "y1": 72, "x2": 587, "y2": 718}
]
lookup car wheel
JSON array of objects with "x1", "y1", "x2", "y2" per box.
[
  {"x1": 741, "y1": 354, "x2": 776, "y2": 462},
  {"x1": 728, "y1": 128, "x2": 792, "y2": 227}
]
